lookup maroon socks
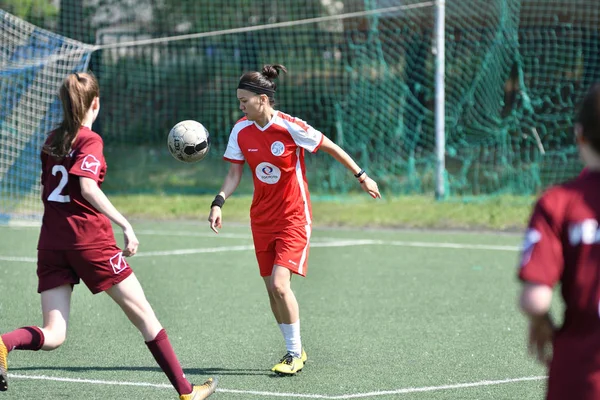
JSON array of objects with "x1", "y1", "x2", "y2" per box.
[
  {"x1": 1, "y1": 327, "x2": 45, "y2": 352},
  {"x1": 145, "y1": 329, "x2": 193, "y2": 395},
  {"x1": 2, "y1": 327, "x2": 192, "y2": 396}
]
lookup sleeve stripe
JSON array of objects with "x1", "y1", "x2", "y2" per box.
[
  {"x1": 278, "y1": 111, "x2": 311, "y2": 131},
  {"x1": 312, "y1": 133, "x2": 325, "y2": 153},
  {"x1": 223, "y1": 157, "x2": 245, "y2": 164},
  {"x1": 275, "y1": 114, "x2": 323, "y2": 153}
]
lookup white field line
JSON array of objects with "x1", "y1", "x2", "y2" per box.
[
  {"x1": 136, "y1": 230, "x2": 345, "y2": 242},
  {"x1": 136, "y1": 245, "x2": 255, "y2": 257},
  {"x1": 137, "y1": 229, "x2": 251, "y2": 239},
  {"x1": 8, "y1": 373, "x2": 171, "y2": 389},
  {"x1": 378, "y1": 240, "x2": 520, "y2": 251},
  {"x1": 5, "y1": 220, "x2": 41, "y2": 228},
  {"x1": 136, "y1": 239, "x2": 378, "y2": 257},
  {"x1": 0, "y1": 240, "x2": 522, "y2": 263},
  {"x1": 0, "y1": 256, "x2": 37, "y2": 262},
  {"x1": 7, "y1": 373, "x2": 546, "y2": 398},
  {"x1": 135, "y1": 231, "x2": 522, "y2": 249}
]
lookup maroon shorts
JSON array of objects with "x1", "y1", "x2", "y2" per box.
[
  {"x1": 547, "y1": 333, "x2": 600, "y2": 400},
  {"x1": 37, "y1": 246, "x2": 132, "y2": 294},
  {"x1": 252, "y1": 225, "x2": 311, "y2": 277}
]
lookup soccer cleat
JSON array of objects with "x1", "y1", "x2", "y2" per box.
[
  {"x1": 301, "y1": 348, "x2": 308, "y2": 363},
  {"x1": 272, "y1": 352, "x2": 304, "y2": 375},
  {"x1": 0, "y1": 336, "x2": 7, "y2": 391},
  {"x1": 179, "y1": 378, "x2": 218, "y2": 400}
]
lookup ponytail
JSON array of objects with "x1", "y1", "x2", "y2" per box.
[{"x1": 44, "y1": 72, "x2": 99, "y2": 158}]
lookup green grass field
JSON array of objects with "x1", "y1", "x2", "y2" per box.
[
  {"x1": 0, "y1": 221, "x2": 549, "y2": 399},
  {"x1": 107, "y1": 194, "x2": 536, "y2": 231}
]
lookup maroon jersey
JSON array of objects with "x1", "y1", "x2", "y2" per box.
[
  {"x1": 519, "y1": 170, "x2": 600, "y2": 399},
  {"x1": 38, "y1": 127, "x2": 116, "y2": 250}
]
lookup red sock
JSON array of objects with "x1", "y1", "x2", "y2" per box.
[
  {"x1": 1, "y1": 327, "x2": 45, "y2": 352},
  {"x1": 145, "y1": 329, "x2": 192, "y2": 395}
]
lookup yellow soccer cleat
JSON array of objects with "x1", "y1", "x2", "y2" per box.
[
  {"x1": 272, "y1": 352, "x2": 304, "y2": 375},
  {"x1": 179, "y1": 377, "x2": 218, "y2": 400},
  {"x1": 0, "y1": 336, "x2": 7, "y2": 392},
  {"x1": 301, "y1": 348, "x2": 308, "y2": 363}
]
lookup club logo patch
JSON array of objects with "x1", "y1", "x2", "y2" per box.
[
  {"x1": 270, "y1": 141, "x2": 285, "y2": 156},
  {"x1": 81, "y1": 154, "x2": 101, "y2": 175},
  {"x1": 255, "y1": 162, "x2": 281, "y2": 184},
  {"x1": 520, "y1": 228, "x2": 541, "y2": 267},
  {"x1": 109, "y1": 252, "x2": 128, "y2": 274}
]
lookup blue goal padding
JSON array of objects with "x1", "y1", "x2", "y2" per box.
[{"x1": 0, "y1": 38, "x2": 92, "y2": 220}]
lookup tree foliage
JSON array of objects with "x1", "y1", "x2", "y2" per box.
[{"x1": 0, "y1": 0, "x2": 58, "y2": 30}]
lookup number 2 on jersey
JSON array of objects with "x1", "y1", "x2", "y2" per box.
[{"x1": 48, "y1": 165, "x2": 71, "y2": 203}]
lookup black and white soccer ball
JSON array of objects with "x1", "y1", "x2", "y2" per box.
[{"x1": 167, "y1": 120, "x2": 210, "y2": 163}]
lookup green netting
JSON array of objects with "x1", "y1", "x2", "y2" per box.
[{"x1": 1, "y1": 0, "x2": 597, "y2": 208}]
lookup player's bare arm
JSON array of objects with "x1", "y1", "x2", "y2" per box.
[
  {"x1": 519, "y1": 283, "x2": 555, "y2": 366},
  {"x1": 319, "y1": 136, "x2": 381, "y2": 199},
  {"x1": 208, "y1": 163, "x2": 243, "y2": 233},
  {"x1": 79, "y1": 176, "x2": 139, "y2": 256}
]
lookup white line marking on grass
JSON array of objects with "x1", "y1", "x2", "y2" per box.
[
  {"x1": 9, "y1": 373, "x2": 172, "y2": 389},
  {"x1": 136, "y1": 245, "x2": 255, "y2": 257},
  {"x1": 6, "y1": 220, "x2": 41, "y2": 227},
  {"x1": 137, "y1": 229, "x2": 251, "y2": 239},
  {"x1": 135, "y1": 240, "x2": 378, "y2": 257},
  {"x1": 8, "y1": 373, "x2": 546, "y2": 398},
  {"x1": 323, "y1": 376, "x2": 547, "y2": 399},
  {"x1": 136, "y1": 230, "x2": 347, "y2": 242},
  {"x1": 312, "y1": 240, "x2": 378, "y2": 247},
  {"x1": 0, "y1": 240, "x2": 521, "y2": 263},
  {"x1": 379, "y1": 240, "x2": 521, "y2": 252},
  {"x1": 135, "y1": 239, "x2": 520, "y2": 258},
  {"x1": 0, "y1": 256, "x2": 37, "y2": 262}
]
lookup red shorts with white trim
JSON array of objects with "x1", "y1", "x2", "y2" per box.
[
  {"x1": 37, "y1": 246, "x2": 132, "y2": 294},
  {"x1": 252, "y1": 225, "x2": 311, "y2": 277}
]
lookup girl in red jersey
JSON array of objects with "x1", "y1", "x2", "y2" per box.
[
  {"x1": 208, "y1": 64, "x2": 381, "y2": 375},
  {"x1": 0, "y1": 73, "x2": 216, "y2": 400},
  {"x1": 519, "y1": 83, "x2": 600, "y2": 400}
]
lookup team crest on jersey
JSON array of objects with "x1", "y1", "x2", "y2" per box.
[
  {"x1": 520, "y1": 228, "x2": 541, "y2": 267},
  {"x1": 81, "y1": 154, "x2": 101, "y2": 175},
  {"x1": 109, "y1": 252, "x2": 128, "y2": 274},
  {"x1": 271, "y1": 141, "x2": 285, "y2": 156},
  {"x1": 255, "y1": 162, "x2": 281, "y2": 184}
]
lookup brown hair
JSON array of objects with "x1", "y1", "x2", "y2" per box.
[
  {"x1": 238, "y1": 64, "x2": 287, "y2": 105},
  {"x1": 577, "y1": 83, "x2": 600, "y2": 154},
  {"x1": 44, "y1": 72, "x2": 100, "y2": 158}
]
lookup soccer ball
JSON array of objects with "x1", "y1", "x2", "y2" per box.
[{"x1": 167, "y1": 120, "x2": 210, "y2": 163}]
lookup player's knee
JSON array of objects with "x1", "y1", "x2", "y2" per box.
[
  {"x1": 270, "y1": 281, "x2": 291, "y2": 299},
  {"x1": 115, "y1": 295, "x2": 151, "y2": 318}
]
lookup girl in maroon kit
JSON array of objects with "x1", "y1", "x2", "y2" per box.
[
  {"x1": 519, "y1": 83, "x2": 600, "y2": 400},
  {"x1": 0, "y1": 73, "x2": 217, "y2": 400}
]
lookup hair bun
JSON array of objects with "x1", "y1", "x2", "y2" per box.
[{"x1": 261, "y1": 64, "x2": 288, "y2": 81}]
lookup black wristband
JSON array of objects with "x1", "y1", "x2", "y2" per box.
[
  {"x1": 211, "y1": 194, "x2": 225, "y2": 208},
  {"x1": 354, "y1": 169, "x2": 365, "y2": 179}
]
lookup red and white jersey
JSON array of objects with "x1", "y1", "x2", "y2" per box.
[
  {"x1": 223, "y1": 111, "x2": 324, "y2": 232},
  {"x1": 38, "y1": 127, "x2": 116, "y2": 250}
]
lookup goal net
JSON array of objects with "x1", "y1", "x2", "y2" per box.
[
  {"x1": 0, "y1": 9, "x2": 93, "y2": 222},
  {"x1": 2, "y1": 0, "x2": 599, "y2": 222}
]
